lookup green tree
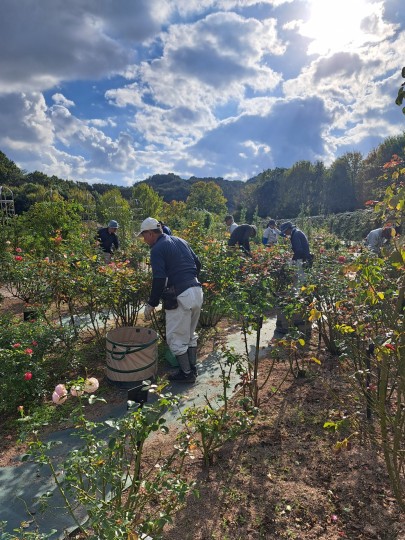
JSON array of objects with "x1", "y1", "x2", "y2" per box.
[
  {"x1": 131, "y1": 183, "x2": 164, "y2": 221},
  {"x1": 97, "y1": 189, "x2": 133, "y2": 248},
  {"x1": 325, "y1": 155, "x2": 359, "y2": 213},
  {"x1": 15, "y1": 200, "x2": 84, "y2": 255},
  {"x1": 186, "y1": 181, "x2": 227, "y2": 215},
  {"x1": 0, "y1": 150, "x2": 23, "y2": 185},
  {"x1": 394, "y1": 66, "x2": 405, "y2": 114}
]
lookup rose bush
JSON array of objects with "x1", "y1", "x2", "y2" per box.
[
  {"x1": 21, "y1": 379, "x2": 195, "y2": 539},
  {"x1": 0, "y1": 314, "x2": 75, "y2": 417}
]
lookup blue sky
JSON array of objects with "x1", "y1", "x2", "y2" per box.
[{"x1": 0, "y1": 0, "x2": 403, "y2": 186}]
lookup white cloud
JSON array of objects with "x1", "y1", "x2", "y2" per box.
[
  {"x1": 52, "y1": 93, "x2": 75, "y2": 108},
  {"x1": 172, "y1": 0, "x2": 293, "y2": 17},
  {"x1": 105, "y1": 83, "x2": 145, "y2": 108},
  {"x1": 0, "y1": 93, "x2": 54, "y2": 148},
  {"x1": 0, "y1": 0, "x2": 171, "y2": 94},
  {"x1": 0, "y1": 0, "x2": 403, "y2": 186},
  {"x1": 137, "y1": 11, "x2": 284, "y2": 108}
]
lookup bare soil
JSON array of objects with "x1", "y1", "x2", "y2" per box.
[
  {"x1": 0, "y1": 296, "x2": 404, "y2": 539},
  {"x1": 160, "y1": 352, "x2": 405, "y2": 540}
]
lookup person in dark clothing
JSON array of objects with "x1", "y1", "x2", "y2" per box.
[
  {"x1": 96, "y1": 220, "x2": 119, "y2": 263},
  {"x1": 158, "y1": 221, "x2": 172, "y2": 235},
  {"x1": 279, "y1": 222, "x2": 310, "y2": 261},
  {"x1": 139, "y1": 217, "x2": 203, "y2": 383},
  {"x1": 280, "y1": 222, "x2": 311, "y2": 286},
  {"x1": 228, "y1": 224, "x2": 257, "y2": 254}
]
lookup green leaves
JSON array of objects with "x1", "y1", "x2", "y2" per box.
[{"x1": 395, "y1": 67, "x2": 405, "y2": 115}]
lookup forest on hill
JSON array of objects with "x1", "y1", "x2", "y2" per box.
[{"x1": 0, "y1": 131, "x2": 404, "y2": 221}]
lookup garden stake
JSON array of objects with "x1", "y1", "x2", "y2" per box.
[
  {"x1": 252, "y1": 315, "x2": 263, "y2": 407},
  {"x1": 366, "y1": 342, "x2": 374, "y2": 420}
]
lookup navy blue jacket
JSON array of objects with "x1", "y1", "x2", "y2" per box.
[
  {"x1": 148, "y1": 234, "x2": 201, "y2": 307},
  {"x1": 97, "y1": 228, "x2": 119, "y2": 254},
  {"x1": 290, "y1": 228, "x2": 310, "y2": 260},
  {"x1": 228, "y1": 224, "x2": 255, "y2": 254}
]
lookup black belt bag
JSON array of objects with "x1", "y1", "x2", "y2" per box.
[{"x1": 162, "y1": 285, "x2": 178, "y2": 310}]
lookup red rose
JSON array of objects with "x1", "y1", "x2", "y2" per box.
[
  {"x1": 24, "y1": 372, "x2": 33, "y2": 380},
  {"x1": 24, "y1": 348, "x2": 33, "y2": 355},
  {"x1": 15, "y1": 255, "x2": 23, "y2": 261},
  {"x1": 338, "y1": 256, "x2": 346, "y2": 263},
  {"x1": 12, "y1": 343, "x2": 21, "y2": 348}
]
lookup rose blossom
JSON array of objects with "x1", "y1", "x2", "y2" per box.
[
  {"x1": 24, "y1": 348, "x2": 33, "y2": 355},
  {"x1": 52, "y1": 391, "x2": 67, "y2": 405},
  {"x1": 12, "y1": 343, "x2": 21, "y2": 348},
  {"x1": 83, "y1": 377, "x2": 99, "y2": 393},
  {"x1": 24, "y1": 372, "x2": 33, "y2": 380},
  {"x1": 70, "y1": 385, "x2": 84, "y2": 397},
  {"x1": 54, "y1": 384, "x2": 67, "y2": 396},
  {"x1": 15, "y1": 255, "x2": 23, "y2": 261}
]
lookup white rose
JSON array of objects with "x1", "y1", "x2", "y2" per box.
[{"x1": 83, "y1": 377, "x2": 99, "y2": 393}]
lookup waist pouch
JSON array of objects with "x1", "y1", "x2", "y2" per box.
[{"x1": 162, "y1": 285, "x2": 178, "y2": 310}]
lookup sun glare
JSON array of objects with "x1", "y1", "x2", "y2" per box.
[{"x1": 301, "y1": 0, "x2": 376, "y2": 55}]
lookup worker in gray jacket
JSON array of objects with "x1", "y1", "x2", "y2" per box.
[{"x1": 366, "y1": 226, "x2": 394, "y2": 254}]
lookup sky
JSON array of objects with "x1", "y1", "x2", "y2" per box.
[{"x1": 0, "y1": 0, "x2": 404, "y2": 187}]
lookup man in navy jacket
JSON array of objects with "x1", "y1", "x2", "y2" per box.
[
  {"x1": 280, "y1": 222, "x2": 311, "y2": 286},
  {"x1": 139, "y1": 217, "x2": 203, "y2": 383}
]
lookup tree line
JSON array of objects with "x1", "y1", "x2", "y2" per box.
[{"x1": 1, "y1": 131, "x2": 404, "y2": 221}]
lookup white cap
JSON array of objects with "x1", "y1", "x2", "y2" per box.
[{"x1": 137, "y1": 217, "x2": 161, "y2": 236}]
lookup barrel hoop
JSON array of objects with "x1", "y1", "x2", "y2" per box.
[
  {"x1": 106, "y1": 336, "x2": 158, "y2": 360},
  {"x1": 106, "y1": 357, "x2": 157, "y2": 374}
]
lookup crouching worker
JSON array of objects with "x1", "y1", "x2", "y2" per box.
[{"x1": 139, "y1": 217, "x2": 203, "y2": 383}]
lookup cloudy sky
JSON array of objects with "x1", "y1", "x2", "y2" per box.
[{"x1": 0, "y1": 0, "x2": 403, "y2": 186}]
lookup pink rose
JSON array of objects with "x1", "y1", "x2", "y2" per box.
[
  {"x1": 70, "y1": 385, "x2": 84, "y2": 397},
  {"x1": 24, "y1": 348, "x2": 33, "y2": 355},
  {"x1": 52, "y1": 391, "x2": 67, "y2": 405},
  {"x1": 54, "y1": 384, "x2": 67, "y2": 396},
  {"x1": 12, "y1": 343, "x2": 21, "y2": 348}
]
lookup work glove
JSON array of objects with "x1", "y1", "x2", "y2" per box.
[{"x1": 144, "y1": 304, "x2": 154, "y2": 321}]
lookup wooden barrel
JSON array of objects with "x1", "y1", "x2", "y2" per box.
[{"x1": 106, "y1": 327, "x2": 158, "y2": 388}]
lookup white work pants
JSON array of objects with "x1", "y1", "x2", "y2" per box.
[
  {"x1": 291, "y1": 259, "x2": 306, "y2": 289},
  {"x1": 165, "y1": 286, "x2": 203, "y2": 356}
]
